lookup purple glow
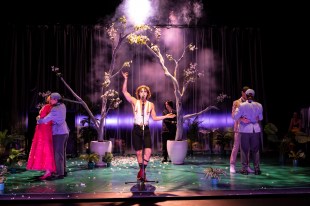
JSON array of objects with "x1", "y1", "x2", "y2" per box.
[{"x1": 76, "y1": 114, "x2": 233, "y2": 129}]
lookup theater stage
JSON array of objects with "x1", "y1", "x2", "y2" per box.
[{"x1": 1, "y1": 153, "x2": 310, "y2": 205}]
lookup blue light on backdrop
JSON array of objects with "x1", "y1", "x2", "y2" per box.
[{"x1": 76, "y1": 114, "x2": 233, "y2": 129}]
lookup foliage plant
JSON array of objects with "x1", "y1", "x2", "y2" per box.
[
  {"x1": 0, "y1": 165, "x2": 9, "y2": 183},
  {"x1": 264, "y1": 123, "x2": 279, "y2": 143},
  {"x1": 186, "y1": 116, "x2": 202, "y2": 154},
  {"x1": 6, "y1": 148, "x2": 25, "y2": 168},
  {"x1": 103, "y1": 152, "x2": 113, "y2": 163},
  {"x1": 204, "y1": 167, "x2": 227, "y2": 180},
  {"x1": 79, "y1": 122, "x2": 98, "y2": 149},
  {"x1": 0, "y1": 130, "x2": 9, "y2": 156},
  {"x1": 79, "y1": 153, "x2": 100, "y2": 163},
  {"x1": 289, "y1": 150, "x2": 306, "y2": 160},
  {"x1": 0, "y1": 130, "x2": 16, "y2": 156},
  {"x1": 279, "y1": 136, "x2": 295, "y2": 155}
]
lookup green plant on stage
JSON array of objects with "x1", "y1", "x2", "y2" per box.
[
  {"x1": 213, "y1": 127, "x2": 234, "y2": 150},
  {"x1": 204, "y1": 167, "x2": 226, "y2": 180},
  {"x1": 0, "y1": 165, "x2": 9, "y2": 183},
  {"x1": 103, "y1": 152, "x2": 113, "y2": 163},
  {"x1": 79, "y1": 153, "x2": 100, "y2": 163},
  {"x1": 264, "y1": 123, "x2": 279, "y2": 142},
  {"x1": 186, "y1": 116, "x2": 203, "y2": 154},
  {"x1": 289, "y1": 150, "x2": 306, "y2": 160},
  {"x1": 6, "y1": 148, "x2": 25, "y2": 168}
]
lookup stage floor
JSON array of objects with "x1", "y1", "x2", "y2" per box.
[{"x1": 1, "y1": 153, "x2": 310, "y2": 205}]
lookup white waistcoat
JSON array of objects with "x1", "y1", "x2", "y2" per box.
[{"x1": 134, "y1": 100, "x2": 151, "y2": 125}]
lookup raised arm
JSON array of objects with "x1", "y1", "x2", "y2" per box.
[{"x1": 122, "y1": 71, "x2": 136, "y2": 105}]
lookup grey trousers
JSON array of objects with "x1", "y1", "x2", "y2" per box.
[
  {"x1": 240, "y1": 132, "x2": 261, "y2": 171},
  {"x1": 52, "y1": 134, "x2": 69, "y2": 176}
]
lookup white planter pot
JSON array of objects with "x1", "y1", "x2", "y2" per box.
[
  {"x1": 90, "y1": 141, "x2": 112, "y2": 167},
  {"x1": 167, "y1": 140, "x2": 188, "y2": 165}
]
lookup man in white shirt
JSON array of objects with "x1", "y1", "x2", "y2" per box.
[
  {"x1": 233, "y1": 89, "x2": 263, "y2": 175},
  {"x1": 230, "y1": 86, "x2": 254, "y2": 174}
]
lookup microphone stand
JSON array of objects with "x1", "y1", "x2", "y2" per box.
[{"x1": 125, "y1": 99, "x2": 158, "y2": 192}]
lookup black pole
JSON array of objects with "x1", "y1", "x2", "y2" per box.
[{"x1": 141, "y1": 102, "x2": 145, "y2": 182}]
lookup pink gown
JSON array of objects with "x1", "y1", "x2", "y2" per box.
[{"x1": 26, "y1": 104, "x2": 56, "y2": 172}]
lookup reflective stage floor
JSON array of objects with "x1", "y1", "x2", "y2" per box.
[{"x1": 1, "y1": 153, "x2": 310, "y2": 205}]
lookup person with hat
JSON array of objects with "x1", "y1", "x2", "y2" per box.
[
  {"x1": 122, "y1": 71, "x2": 176, "y2": 182},
  {"x1": 233, "y1": 88, "x2": 263, "y2": 175},
  {"x1": 229, "y1": 86, "x2": 254, "y2": 174},
  {"x1": 37, "y1": 92, "x2": 70, "y2": 179}
]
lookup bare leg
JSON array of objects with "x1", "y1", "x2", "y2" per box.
[
  {"x1": 136, "y1": 150, "x2": 143, "y2": 164},
  {"x1": 136, "y1": 148, "x2": 152, "y2": 181},
  {"x1": 143, "y1": 148, "x2": 152, "y2": 165}
]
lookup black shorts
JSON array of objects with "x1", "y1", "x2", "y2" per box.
[{"x1": 132, "y1": 124, "x2": 152, "y2": 151}]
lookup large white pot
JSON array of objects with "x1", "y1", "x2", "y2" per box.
[
  {"x1": 90, "y1": 141, "x2": 112, "y2": 167},
  {"x1": 167, "y1": 140, "x2": 188, "y2": 165}
]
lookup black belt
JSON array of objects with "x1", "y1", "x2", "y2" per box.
[{"x1": 134, "y1": 124, "x2": 149, "y2": 129}]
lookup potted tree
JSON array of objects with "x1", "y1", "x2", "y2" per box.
[
  {"x1": 128, "y1": 26, "x2": 230, "y2": 164},
  {"x1": 50, "y1": 16, "x2": 140, "y2": 160}
]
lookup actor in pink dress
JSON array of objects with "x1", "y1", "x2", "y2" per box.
[{"x1": 27, "y1": 96, "x2": 56, "y2": 180}]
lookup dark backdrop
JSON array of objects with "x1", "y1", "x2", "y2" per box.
[{"x1": 1, "y1": 0, "x2": 309, "y2": 140}]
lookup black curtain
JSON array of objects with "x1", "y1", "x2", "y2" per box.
[{"x1": 1, "y1": 23, "x2": 265, "y2": 153}]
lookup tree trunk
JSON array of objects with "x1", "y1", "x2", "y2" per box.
[{"x1": 175, "y1": 98, "x2": 184, "y2": 141}]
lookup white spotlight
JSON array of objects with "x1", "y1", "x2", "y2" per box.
[{"x1": 124, "y1": 0, "x2": 153, "y2": 25}]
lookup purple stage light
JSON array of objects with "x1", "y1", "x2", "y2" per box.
[{"x1": 76, "y1": 114, "x2": 233, "y2": 129}]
